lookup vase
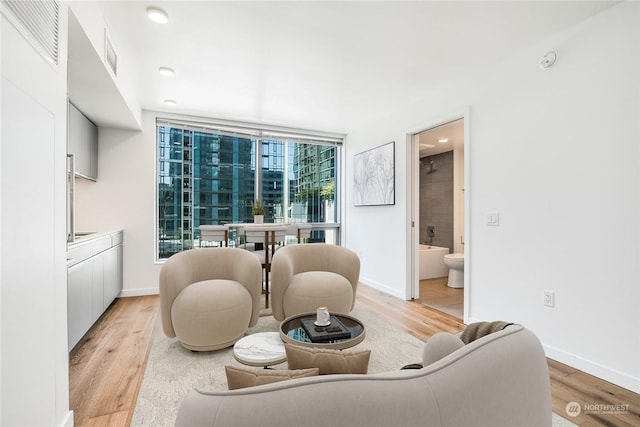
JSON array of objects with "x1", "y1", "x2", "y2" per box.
[{"x1": 254, "y1": 215, "x2": 264, "y2": 224}]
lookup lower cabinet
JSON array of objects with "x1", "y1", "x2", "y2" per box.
[
  {"x1": 68, "y1": 232, "x2": 123, "y2": 351},
  {"x1": 103, "y1": 245, "x2": 123, "y2": 311},
  {"x1": 68, "y1": 259, "x2": 94, "y2": 352},
  {"x1": 92, "y1": 254, "x2": 104, "y2": 322}
]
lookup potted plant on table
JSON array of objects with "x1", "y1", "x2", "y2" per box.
[{"x1": 251, "y1": 199, "x2": 265, "y2": 224}]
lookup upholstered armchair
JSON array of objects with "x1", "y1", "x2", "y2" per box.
[
  {"x1": 270, "y1": 243, "x2": 360, "y2": 321},
  {"x1": 159, "y1": 248, "x2": 262, "y2": 351}
]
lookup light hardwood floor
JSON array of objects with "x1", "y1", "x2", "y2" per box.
[
  {"x1": 69, "y1": 287, "x2": 639, "y2": 427},
  {"x1": 418, "y1": 277, "x2": 463, "y2": 318}
]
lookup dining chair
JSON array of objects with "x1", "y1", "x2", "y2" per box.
[
  {"x1": 294, "y1": 223, "x2": 312, "y2": 243},
  {"x1": 199, "y1": 225, "x2": 228, "y2": 247}
]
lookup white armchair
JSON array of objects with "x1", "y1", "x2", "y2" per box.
[
  {"x1": 159, "y1": 248, "x2": 262, "y2": 351},
  {"x1": 270, "y1": 243, "x2": 360, "y2": 321}
]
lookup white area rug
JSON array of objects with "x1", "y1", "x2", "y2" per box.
[{"x1": 132, "y1": 307, "x2": 576, "y2": 426}]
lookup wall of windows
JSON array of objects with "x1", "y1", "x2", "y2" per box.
[{"x1": 156, "y1": 119, "x2": 342, "y2": 259}]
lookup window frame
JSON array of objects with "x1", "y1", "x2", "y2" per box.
[{"x1": 155, "y1": 116, "x2": 344, "y2": 261}]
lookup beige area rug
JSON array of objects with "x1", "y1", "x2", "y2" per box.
[
  {"x1": 132, "y1": 307, "x2": 576, "y2": 427},
  {"x1": 259, "y1": 292, "x2": 272, "y2": 317}
]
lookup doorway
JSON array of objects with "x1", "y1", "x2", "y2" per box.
[{"x1": 409, "y1": 114, "x2": 468, "y2": 321}]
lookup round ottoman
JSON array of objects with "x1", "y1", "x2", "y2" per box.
[{"x1": 171, "y1": 279, "x2": 252, "y2": 351}]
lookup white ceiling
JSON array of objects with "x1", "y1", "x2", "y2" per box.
[
  {"x1": 418, "y1": 118, "x2": 464, "y2": 158},
  {"x1": 90, "y1": 1, "x2": 616, "y2": 133}
]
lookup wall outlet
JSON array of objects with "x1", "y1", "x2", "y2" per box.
[{"x1": 543, "y1": 290, "x2": 555, "y2": 307}]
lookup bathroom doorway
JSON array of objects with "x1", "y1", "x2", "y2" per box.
[{"x1": 410, "y1": 115, "x2": 467, "y2": 320}]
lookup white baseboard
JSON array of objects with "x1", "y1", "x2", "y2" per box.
[
  {"x1": 119, "y1": 287, "x2": 159, "y2": 298},
  {"x1": 456, "y1": 316, "x2": 639, "y2": 394},
  {"x1": 359, "y1": 276, "x2": 406, "y2": 300},
  {"x1": 543, "y1": 344, "x2": 640, "y2": 394},
  {"x1": 59, "y1": 410, "x2": 74, "y2": 427}
]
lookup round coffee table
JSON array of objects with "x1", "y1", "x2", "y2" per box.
[
  {"x1": 279, "y1": 313, "x2": 365, "y2": 350},
  {"x1": 233, "y1": 332, "x2": 287, "y2": 367}
]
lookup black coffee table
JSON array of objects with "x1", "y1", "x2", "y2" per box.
[{"x1": 279, "y1": 312, "x2": 365, "y2": 350}]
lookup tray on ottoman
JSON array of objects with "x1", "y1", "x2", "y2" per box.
[{"x1": 300, "y1": 315, "x2": 351, "y2": 342}]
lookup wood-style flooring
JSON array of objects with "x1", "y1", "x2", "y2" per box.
[
  {"x1": 69, "y1": 286, "x2": 639, "y2": 427},
  {"x1": 418, "y1": 277, "x2": 463, "y2": 318}
]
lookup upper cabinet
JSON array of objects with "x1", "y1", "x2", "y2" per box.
[
  {"x1": 67, "y1": 5, "x2": 142, "y2": 131},
  {"x1": 68, "y1": 103, "x2": 98, "y2": 180}
]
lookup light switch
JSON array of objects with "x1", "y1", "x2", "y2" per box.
[{"x1": 487, "y1": 212, "x2": 500, "y2": 226}]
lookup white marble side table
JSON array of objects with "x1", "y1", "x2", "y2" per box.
[{"x1": 233, "y1": 332, "x2": 287, "y2": 367}]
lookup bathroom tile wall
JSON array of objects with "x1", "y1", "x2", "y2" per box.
[{"x1": 420, "y1": 151, "x2": 454, "y2": 252}]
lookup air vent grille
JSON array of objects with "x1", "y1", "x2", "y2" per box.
[
  {"x1": 2, "y1": 0, "x2": 59, "y2": 65},
  {"x1": 104, "y1": 30, "x2": 118, "y2": 76}
]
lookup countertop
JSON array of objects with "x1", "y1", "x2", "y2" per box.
[
  {"x1": 67, "y1": 230, "x2": 123, "y2": 267},
  {"x1": 68, "y1": 230, "x2": 123, "y2": 247}
]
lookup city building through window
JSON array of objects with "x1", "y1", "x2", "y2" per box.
[{"x1": 156, "y1": 118, "x2": 343, "y2": 260}]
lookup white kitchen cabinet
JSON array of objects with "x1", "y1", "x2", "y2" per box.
[
  {"x1": 92, "y1": 254, "x2": 104, "y2": 322},
  {"x1": 103, "y1": 243, "x2": 123, "y2": 311},
  {"x1": 68, "y1": 102, "x2": 98, "y2": 180},
  {"x1": 67, "y1": 258, "x2": 94, "y2": 353},
  {"x1": 67, "y1": 230, "x2": 123, "y2": 351}
]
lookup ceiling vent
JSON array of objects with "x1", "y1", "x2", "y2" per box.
[
  {"x1": 2, "y1": 0, "x2": 60, "y2": 65},
  {"x1": 104, "y1": 29, "x2": 118, "y2": 76}
]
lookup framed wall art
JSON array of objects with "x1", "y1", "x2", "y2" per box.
[{"x1": 353, "y1": 141, "x2": 395, "y2": 206}]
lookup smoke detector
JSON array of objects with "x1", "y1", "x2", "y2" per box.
[{"x1": 539, "y1": 51, "x2": 557, "y2": 69}]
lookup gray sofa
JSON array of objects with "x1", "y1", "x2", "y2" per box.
[{"x1": 175, "y1": 325, "x2": 552, "y2": 427}]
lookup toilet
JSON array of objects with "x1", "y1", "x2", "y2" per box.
[{"x1": 443, "y1": 253, "x2": 464, "y2": 288}]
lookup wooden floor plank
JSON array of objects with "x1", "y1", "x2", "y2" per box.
[
  {"x1": 69, "y1": 286, "x2": 639, "y2": 427},
  {"x1": 69, "y1": 295, "x2": 158, "y2": 427}
]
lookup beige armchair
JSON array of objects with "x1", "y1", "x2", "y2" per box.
[
  {"x1": 159, "y1": 248, "x2": 262, "y2": 351},
  {"x1": 270, "y1": 243, "x2": 360, "y2": 321}
]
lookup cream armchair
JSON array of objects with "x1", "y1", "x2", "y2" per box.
[
  {"x1": 270, "y1": 243, "x2": 360, "y2": 321},
  {"x1": 159, "y1": 248, "x2": 262, "y2": 351}
]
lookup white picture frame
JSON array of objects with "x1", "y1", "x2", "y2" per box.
[{"x1": 353, "y1": 141, "x2": 395, "y2": 206}]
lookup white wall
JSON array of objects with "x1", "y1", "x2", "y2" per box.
[
  {"x1": 1, "y1": 5, "x2": 72, "y2": 427},
  {"x1": 345, "y1": 2, "x2": 639, "y2": 393},
  {"x1": 75, "y1": 112, "x2": 160, "y2": 296}
]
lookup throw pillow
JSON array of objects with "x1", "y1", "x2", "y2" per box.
[
  {"x1": 285, "y1": 344, "x2": 370, "y2": 375},
  {"x1": 225, "y1": 365, "x2": 319, "y2": 390},
  {"x1": 459, "y1": 321, "x2": 513, "y2": 344},
  {"x1": 422, "y1": 332, "x2": 465, "y2": 366}
]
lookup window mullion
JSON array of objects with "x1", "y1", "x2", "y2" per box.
[{"x1": 255, "y1": 135, "x2": 262, "y2": 202}]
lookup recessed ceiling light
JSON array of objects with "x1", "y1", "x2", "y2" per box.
[
  {"x1": 420, "y1": 144, "x2": 436, "y2": 148},
  {"x1": 147, "y1": 7, "x2": 169, "y2": 24},
  {"x1": 437, "y1": 138, "x2": 449, "y2": 143},
  {"x1": 159, "y1": 67, "x2": 175, "y2": 77},
  {"x1": 164, "y1": 99, "x2": 177, "y2": 106}
]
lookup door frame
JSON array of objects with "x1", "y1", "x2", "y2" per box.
[{"x1": 406, "y1": 107, "x2": 470, "y2": 323}]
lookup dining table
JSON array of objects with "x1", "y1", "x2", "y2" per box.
[{"x1": 224, "y1": 223, "x2": 292, "y2": 309}]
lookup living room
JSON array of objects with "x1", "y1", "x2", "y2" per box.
[{"x1": 1, "y1": 1, "x2": 638, "y2": 427}]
